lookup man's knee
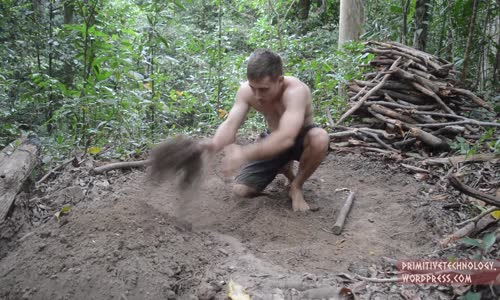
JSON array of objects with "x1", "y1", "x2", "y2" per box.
[
  {"x1": 232, "y1": 184, "x2": 258, "y2": 197},
  {"x1": 306, "y1": 127, "x2": 329, "y2": 153}
]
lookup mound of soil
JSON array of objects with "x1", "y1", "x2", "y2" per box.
[{"x1": 0, "y1": 149, "x2": 469, "y2": 299}]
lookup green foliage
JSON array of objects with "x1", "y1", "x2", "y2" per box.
[
  {"x1": 1, "y1": 0, "x2": 498, "y2": 167},
  {"x1": 449, "y1": 128, "x2": 500, "y2": 156},
  {"x1": 460, "y1": 232, "x2": 496, "y2": 259},
  {"x1": 459, "y1": 291, "x2": 481, "y2": 300}
]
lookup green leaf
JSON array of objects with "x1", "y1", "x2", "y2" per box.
[
  {"x1": 390, "y1": 5, "x2": 402, "y2": 14},
  {"x1": 88, "y1": 146, "x2": 101, "y2": 155},
  {"x1": 459, "y1": 237, "x2": 482, "y2": 248},
  {"x1": 55, "y1": 205, "x2": 72, "y2": 221},
  {"x1": 459, "y1": 291, "x2": 481, "y2": 300},
  {"x1": 481, "y1": 233, "x2": 496, "y2": 251}
]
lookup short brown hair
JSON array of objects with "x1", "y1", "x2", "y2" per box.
[{"x1": 246, "y1": 49, "x2": 283, "y2": 81}]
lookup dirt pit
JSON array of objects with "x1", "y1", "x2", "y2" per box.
[{"x1": 0, "y1": 150, "x2": 450, "y2": 300}]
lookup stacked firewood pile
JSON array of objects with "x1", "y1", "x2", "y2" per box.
[{"x1": 329, "y1": 40, "x2": 499, "y2": 156}]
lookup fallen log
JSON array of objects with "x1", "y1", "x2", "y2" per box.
[
  {"x1": 0, "y1": 136, "x2": 41, "y2": 221},
  {"x1": 409, "y1": 127, "x2": 449, "y2": 150}
]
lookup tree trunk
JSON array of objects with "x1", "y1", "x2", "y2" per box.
[
  {"x1": 494, "y1": 0, "x2": 500, "y2": 89},
  {"x1": 413, "y1": 0, "x2": 430, "y2": 51},
  {"x1": 461, "y1": 0, "x2": 480, "y2": 83},
  {"x1": 0, "y1": 137, "x2": 41, "y2": 222},
  {"x1": 401, "y1": 0, "x2": 411, "y2": 44},
  {"x1": 63, "y1": 0, "x2": 75, "y2": 87},
  {"x1": 338, "y1": 0, "x2": 364, "y2": 47},
  {"x1": 298, "y1": 0, "x2": 311, "y2": 20}
]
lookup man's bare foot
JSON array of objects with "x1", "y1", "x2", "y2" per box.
[{"x1": 289, "y1": 185, "x2": 310, "y2": 212}]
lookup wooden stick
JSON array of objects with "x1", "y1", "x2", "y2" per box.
[
  {"x1": 365, "y1": 101, "x2": 437, "y2": 111},
  {"x1": 456, "y1": 207, "x2": 500, "y2": 227},
  {"x1": 336, "y1": 57, "x2": 402, "y2": 126},
  {"x1": 354, "y1": 79, "x2": 414, "y2": 91},
  {"x1": 355, "y1": 274, "x2": 400, "y2": 283},
  {"x1": 91, "y1": 160, "x2": 151, "y2": 175},
  {"x1": 451, "y1": 88, "x2": 492, "y2": 110},
  {"x1": 423, "y1": 153, "x2": 499, "y2": 166},
  {"x1": 415, "y1": 120, "x2": 500, "y2": 128},
  {"x1": 411, "y1": 82, "x2": 455, "y2": 115},
  {"x1": 325, "y1": 106, "x2": 335, "y2": 128},
  {"x1": 449, "y1": 175, "x2": 500, "y2": 207},
  {"x1": 400, "y1": 163, "x2": 430, "y2": 173},
  {"x1": 370, "y1": 104, "x2": 418, "y2": 124},
  {"x1": 332, "y1": 191, "x2": 355, "y2": 235},
  {"x1": 36, "y1": 158, "x2": 73, "y2": 185},
  {"x1": 367, "y1": 107, "x2": 401, "y2": 130},
  {"x1": 440, "y1": 214, "x2": 497, "y2": 246},
  {"x1": 358, "y1": 129, "x2": 399, "y2": 152},
  {"x1": 409, "y1": 127, "x2": 448, "y2": 149}
]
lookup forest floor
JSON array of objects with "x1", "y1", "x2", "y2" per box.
[{"x1": 0, "y1": 137, "x2": 497, "y2": 300}]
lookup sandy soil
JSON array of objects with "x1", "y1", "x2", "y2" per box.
[{"x1": 0, "y1": 149, "x2": 459, "y2": 300}]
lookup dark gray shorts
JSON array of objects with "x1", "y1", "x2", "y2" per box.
[{"x1": 235, "y1": 125, "x2": 317, "y2": 192}]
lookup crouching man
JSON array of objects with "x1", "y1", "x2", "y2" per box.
[{"x1": 201, "y1": 49, "x2": 329, "y2": 211}]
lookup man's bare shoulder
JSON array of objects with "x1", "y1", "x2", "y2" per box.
[
  {"x1": 285, "y1": 76, "x2": 309, "y2": 90},
  {"x1": 283, "y1": 76, "x2": 311, "y2": 102},
  {"x1": 236, "y1": 81, "x2": 253, "y2": 102}
]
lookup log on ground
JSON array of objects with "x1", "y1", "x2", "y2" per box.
[{"x1": 0, "y1": 136, "x2": 41, "y2": 221}]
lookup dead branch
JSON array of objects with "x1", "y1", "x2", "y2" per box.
[
  {"x1": 400, "y1": 163, "x2": 430, "y2": 173},
  {"x1": 456, "y1": 207, "x2": 500, "y2": 227},
  {"x1": 91, "y1": 160, "x2": 151, "y2": 175},
  {"x1": 37, "y1": 158, "x2": 73, "y2": 185},
  {"x1": 449, "y1": 175, "x2": 500, "y2": 207},
  {"x1": 409, "y1": 128, "x2": 448, "y2": 149},
  {"x1": 451, "y1": 88, "x2": 492, "y2": 110},
  {"x1": 440, "y1": 214, "x2": 497, "y2": 246},
  {"x1": 335, "y1": 57, "x2": 402, "y2": 126},
  {"x1": 423, "y1": 153, "x2": 499, "y2": 166},
  {"x1": 358, "y1": 129, "x2": 399, "y2": 152},
  {"x1": 370, "y1": 104, "x2": 418, "y2": 124}
]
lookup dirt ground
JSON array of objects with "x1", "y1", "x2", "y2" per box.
[{"x1": 0, "y1": 146, "x2": 478, "y2": 299}]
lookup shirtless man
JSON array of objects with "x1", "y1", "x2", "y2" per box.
[{"x1": 201, "y1": 49, "x2": 329, "y2": 211}]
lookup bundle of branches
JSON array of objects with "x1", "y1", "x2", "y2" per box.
[{"x1": 330, "y1": 40, "x2": 498, "y2": 156}]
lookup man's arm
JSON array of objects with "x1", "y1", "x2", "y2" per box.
[
  {"x1": 209, "y1": 90, "x2": 250, "y2": 153},
  {"x1": 242, "y1": 87, "x2": 307, "y2": 161}
]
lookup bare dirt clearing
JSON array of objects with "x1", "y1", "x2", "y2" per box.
[{"x1": 0, "y1": 151, "x2": 461, "y2": 299}]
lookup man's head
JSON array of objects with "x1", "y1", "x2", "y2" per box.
[
  {"x1": 246, "y1": 49, "x2": 284, "y2": 102},
  {"x1": 246, "y1": 49, "x2": 283, "y2": 82}
]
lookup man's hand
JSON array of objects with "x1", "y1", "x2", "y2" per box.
[
  {"x1": 222, "y1": 144, "x2": 247, "y2": 177},
  {"x1": 198, "y1": 138, "x2": 217, "y2": 153}
]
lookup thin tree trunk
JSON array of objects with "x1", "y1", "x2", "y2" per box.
[
  {"x1": 437, "y1": 1, "x2": 449, "y2": 55},
  {"x1": 217, "y1": 0, "x2": 222, "y2": 106},
  {"x1": 298, "y1": 0, "x2": 311, "y2": 20},
  {"x1": 268, "y1": 0, "x2": 283, "y2": 50},
  {"x1": 476, "y1": 1, "x2": 491, "y2": 91},
  {"x1": 401, "y1": 0, "x2": 410, "y2": 44},
  {"x1": 445, "y1": 0, "x2": 453, "y2": 62},
  {"x1": 338, "y1": 0, "x2": 364, "y2": 47},
  {"x1": 461, "y1": 0, "x2": 480, "y2": 83},
  {"x1": 63, "y1": 0, "x2": 75, "y2": 87},
  {"x1": 47, "y1": 0, "x2": 55, "y2": 134},
  {"x1": 494, "y1": 0, "x2": 500, "y2": 90},
  {"x1": 413, "y1": 0, "x2": 430, "y2": 51}
]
